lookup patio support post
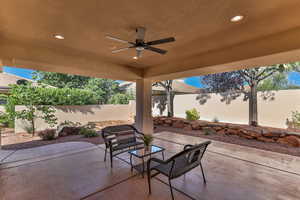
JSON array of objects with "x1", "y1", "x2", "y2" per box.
[{"x1": 135, "y1": 78, "x2": 153, "y2": 134}]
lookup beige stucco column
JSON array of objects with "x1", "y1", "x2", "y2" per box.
[{"x1": 135, "y1": 78, "x2": 153, "y2": 134}]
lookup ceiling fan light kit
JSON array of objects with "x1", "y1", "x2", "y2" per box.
[{"x1": 106, "y1": 27, "x2": 175, "y2": 59}]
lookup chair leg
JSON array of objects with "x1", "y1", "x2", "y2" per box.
[
  {"x1": 104, "y1": 148, "x2": 107, "y2": 161},
  {"x1": 147, "y1": 169, "x2": 152, "y2": 194},
  {"x1": 200, "y1": 162, "x2": 206, "y2": 184},
  {"x1": 168, "y1": 178, "x2": 175, "y2": 200},
  {"x1": 110, "y1": 152, "x2": 113, "y2": 168}
]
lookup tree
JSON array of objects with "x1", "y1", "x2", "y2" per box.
[
  {"x1": 153, "y1": 80, "x2": 175, "y2": 117},
  {"x1": 35, "y1": 71, "x2": 122, "y2": 104},
  {"x1": 84, "y1": 78, "x2": 120, "y2": 104},
  {"x1": 34, "y1": 71, "x2": 90, "y2": 89},
  {"x1": 8, "y1": 83, "x2": 57, "y2": 135},
  {"x1": 109, "y1": 93, "x2": 133, "y2": 104},
  {"x1": 201, "y1": 65, "x2": 289, "y2": 125}
]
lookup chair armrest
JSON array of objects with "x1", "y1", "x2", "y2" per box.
[
  {"x1": 184, "y1": 144, "x2": 193, "y2": 150},
  {"x1": 147, "y1": 157, "x2": 168, "y2": 170},
  {"x1": 135, "y1": 130, "x2": 144, "y2": 136}
]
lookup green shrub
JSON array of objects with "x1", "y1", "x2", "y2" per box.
[
  {"x1": 185, "y1": 108, "x2": 200, "y2": 121},
  {"x1": 109, "y1": 93, "x2": 132, "y2": 104},
  {"x1": 38, "y1": 129, "x2": 56, "y2": 140},
  {"x1": 291, "y1": 111, "x2": 300, "y2": 128},
  {"x1": 24, "y1": 125, "x2": 34, "y2": 135},
  {"x1": 80, "y1": 128, "x2": 98, "y2": 138}
]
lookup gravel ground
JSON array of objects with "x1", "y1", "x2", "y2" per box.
[
  {"x1": 154, "y1": 126, "x2": 300, "y2": 157},
  {"x1": 1, "y1": 120, "x2": 133, "y2": 150}
]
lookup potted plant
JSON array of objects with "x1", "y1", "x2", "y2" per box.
[{"x1": 142, "y1": 134, "x2": 154, "y2": 151}]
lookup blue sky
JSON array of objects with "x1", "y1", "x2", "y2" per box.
[{"x1": 2, "y1": 66, "x2": 300, "y2": 88}]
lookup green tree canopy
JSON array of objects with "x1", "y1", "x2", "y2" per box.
[
  {"x1": 34, "y1": 71, "x2": 122, "y2": 104},
  {"x1": 109, "y1": 93, "x2": 132, "y2": 105},
  {"x1": 84, "y1": 78, "x2": 120, "y2": 104}
]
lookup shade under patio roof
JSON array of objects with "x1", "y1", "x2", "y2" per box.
[{"x1": 1, "y1": 0, "x2": 300, "y2": 81}]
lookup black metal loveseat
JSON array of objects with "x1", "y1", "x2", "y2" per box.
[
  {"x1": 102, "y1": 125, "x2": 144, "y2": 167},
  {"x1": 147, "y1": 141, "x2": 211, "y2": 200}
]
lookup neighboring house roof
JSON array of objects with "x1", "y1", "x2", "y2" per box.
[
  {"x1": 0, "y1": 72, "x2": 36, "y2": 87},
  {"x1": 119, "y1": 80, "x2": 200, "y2": 95},
  {"x1": 0, "y1": 72, "x2": 54, "y2": 94}
]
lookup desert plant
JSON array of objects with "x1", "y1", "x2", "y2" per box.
[
  {"x1": 142, "y1": 134, "x2": 154, "y2": 147},
  {"x1": 80, "y1": 128, "x2": 98, "y2": 138},
  {"x1": 24, "y1": 125, "x2": 34, "y2": 135},
  {"x1": 185, "y1": 108, "x2": 200, "y2": 121},
  {"x1": 290, "y1": 111, "x2": 300, "y2": 128},
  {"x1": 212, "y1": 117, "x2": 219, "y2": 123},
  {"x1": 38, "y1": 129, "x2": 56, "y2": 140},
  {"x1": 59, "y1": 120, "x2": 81, "y2": 127}
]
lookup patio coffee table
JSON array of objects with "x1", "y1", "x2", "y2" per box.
[{"x1": 128, "y1": 145, "x2": 165, "y2": 177}]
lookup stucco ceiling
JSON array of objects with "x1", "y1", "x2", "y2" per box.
[{"x1": 1, "y1": 0, "x2": 300, "y2": 81}]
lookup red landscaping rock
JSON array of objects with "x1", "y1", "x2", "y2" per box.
[
  {"x1": 191, "y1": 121, "x2": 201, "y2": 130},
  {"x1": 278, "y1": 136, "x2": 300, "y2": 147},
  {"x1": 172, "y1": 120, "x2": 185, "y2": 128},
  {"x1": 217, "y1": 129, "x2": 226, "y2": 135},
  {"x1": 153, "y1": 116, "x2": 300, "y2": 147},
  {"x1": 183, "y1": 125, "x2": 193, "y2": 131},
  {"x1": 164, "y1": 119, "x2": 172, "y2": 125},
  {"x1": 257, "y1": 136, "x2": 275, "y2": 143}
]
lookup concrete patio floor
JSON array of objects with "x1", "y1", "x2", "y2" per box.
[{"x1": 1, "y1": 131, "x2": 300, "y2": 200}]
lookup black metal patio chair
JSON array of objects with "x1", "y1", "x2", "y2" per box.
[
  {"x1": 102, "y1": 124, "x2": 144, "y2": 167},
  {"x1": 147, "y1": 141, "x2": 211, "y2": 200}
]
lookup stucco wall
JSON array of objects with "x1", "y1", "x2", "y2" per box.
[
  {"x1": 152, "y1": 90, "x2": 300, "y2": 128},
  {"x1": 15, "y1": 104, "x2": 134, "y2": 133}
]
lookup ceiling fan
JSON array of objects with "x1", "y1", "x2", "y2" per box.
[{"x1": 106, "y1": 27, "x2": 175, "y2": 59}]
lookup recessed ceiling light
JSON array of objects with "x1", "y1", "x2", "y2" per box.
[
  {"x1": 53, "y1": 34, "x2": 64, "y2": 40},
  {"x1": 230, "y1": 15, "x2": 244, "y2": 22},
  {"x1": 133, "y1": 56, "x2": 138, "y2": 60}
]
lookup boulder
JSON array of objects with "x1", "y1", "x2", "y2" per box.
[
  {"x1": 183, "y1": 125, "x2": 193, "y2": 131},
  {"x1": 172, "y1": 120, "x2": 185, "y2": 128},
  {"x1": 217, "y1": 129, "x2": 226, "y2": 135},
  {"x1": 257, "y1": 136, "x2": 275, "y2": 143},
  {"x1": 164, "y1": 119, "x2": 172, "y2": 125},
  {"x1": 277, "y1": 136, "x2": 300, "y2": 147},
  {"x1": 227, "y1": 129, "x2": 239, "y2": 135},
  {"x1": 191, "y1": 121, "x2": 201, "y2": 130}
]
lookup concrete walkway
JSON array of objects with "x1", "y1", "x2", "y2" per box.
[
  {"x1": 0, "y1": 142, "x2": 97, "y2": 168},
  {"x1": 155, "y1": 132, "x2": 300, "y2": 175}
]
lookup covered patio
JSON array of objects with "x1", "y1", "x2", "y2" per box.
[
  {"x1": 1, "y1": 132, "x2": 300, "y2": 199},
  {"x1": 1, "y1": 0, "x2": 300, "y2": 199}
]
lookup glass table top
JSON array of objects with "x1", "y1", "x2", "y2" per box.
[{"x1": 128, "y1": 145, "x2": 165, "y2": 158}]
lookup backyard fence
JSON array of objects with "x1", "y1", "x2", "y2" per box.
[
  {"x1": 15, "y1": 103, "x2": 135, "y2": 133},
  {"x1": 10, "y1": 89, "x2": 300, "y2": 133},
  {"x1": 152, "y1": 89, "x2": 300, "y2": 128}
]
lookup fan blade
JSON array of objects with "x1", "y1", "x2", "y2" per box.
[
  {"x1": 146, "y1": 37, "x2": 175, "y2": 45},
  {"x1": 112, "y1": 47, "x2": 132, "y2": 53},
  {"x1": 145, "y1": 46, "x2": 167, "y2": 54},
  {"x1": 106, "y1": 35, "x2": 133, "y2": 44}
]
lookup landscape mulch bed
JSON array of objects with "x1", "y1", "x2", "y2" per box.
[{"x1": 154, "y1": 126, "x2": 300, "y2": 157}]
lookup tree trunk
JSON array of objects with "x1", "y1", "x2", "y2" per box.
[
  {"x1": 170, "y1": 93, "x2": 175, "y2": 117},
  {"x1": 31, "y1": 118, "x2": 35, "y2": 136},
  {"x1": 166, "y1": 90, "x2": 172, "y2": 117},
  {"x1": 249, "y1": 81, "x2": 258, "y2": 126}
]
